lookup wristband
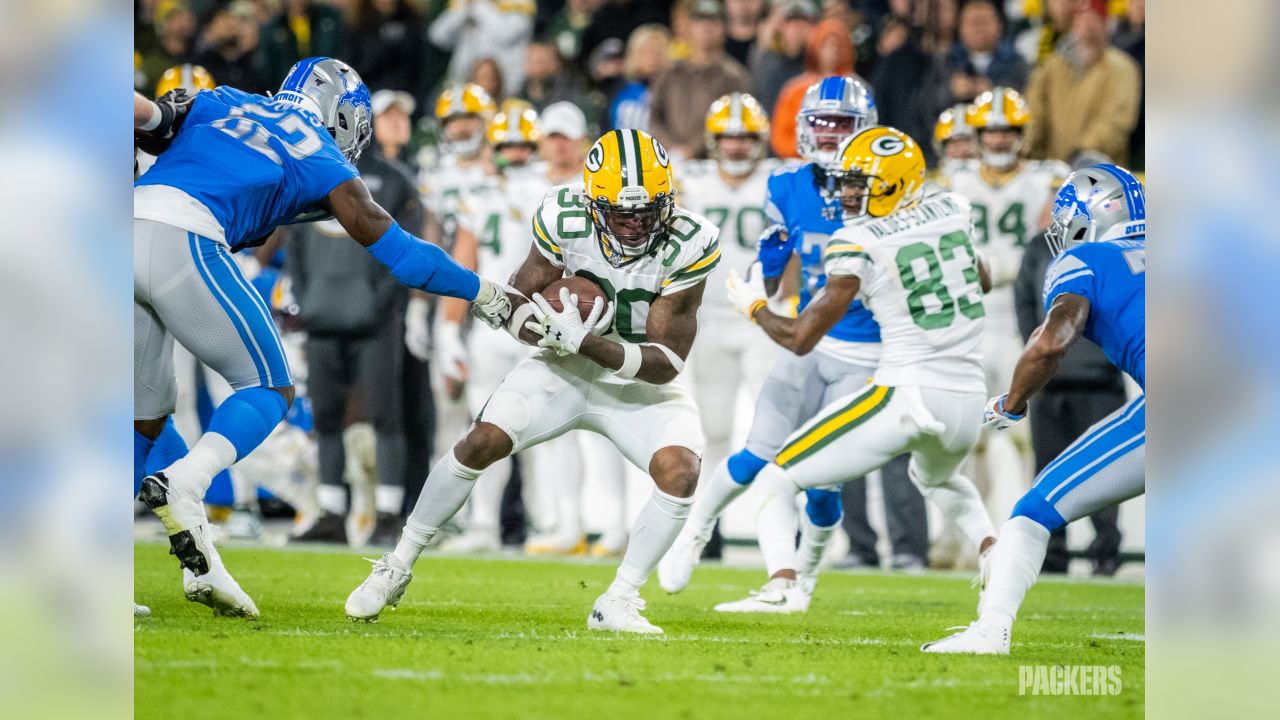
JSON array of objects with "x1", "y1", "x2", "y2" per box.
[
  {"x1": 507, "y1": 302, "x2": 536, "y2": 343},
  {"x1": 615, "y1": 343, "x2": 643, "y2": 379},
  {"x1": 998, "y1": 396, "x2": 1025, "y2": 420},
  {"x1": 747, "y1": 298, "x2": 768, "y2": 322},
  {"x1": 140, "y1": 102, "x2": 164, "y2": 132}
]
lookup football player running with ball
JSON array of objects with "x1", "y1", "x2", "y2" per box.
[
  {"x1": 347, "y1": 129, "x2": 720, "y2": 634},
  {"x1": 723, "y1": 127, "x2": 998, "y2": 604}
]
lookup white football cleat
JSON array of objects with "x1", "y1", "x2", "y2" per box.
[
  {"x1": 714, "y1": 577, "x2": 810, "y2": 614},
  {"x1": 181, "y1": 525, "x2": 260, "y2": 619},
  {"x1": 138, "y1": 472, "x2": 212, "y2": 575},
  {"x1": 134, "y1": 603, "x2": 151, "y2": 618},
  {"x1": 657, "y1": 529, "x2": 709, "y2": 594},
  {"x1": 346, "y1": 553, "x2": 413, "y2": 622},
  {"x1": 921, "y1": 621, "x2": 1011, "y2": 655},
  {"x1": 587, "y1": 592, "x2": 663, "y2": 634},
  {"x1": 440, "y1": 529, "x2": 501, "y2": 554},
  {"x1": 797, "y1": 572, "x2": 817, "y2": 600}
]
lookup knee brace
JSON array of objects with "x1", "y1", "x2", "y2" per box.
[
  {"x1": 804, "y1": 487, "x2": 843, "y2": 527},
  {"x1": 726, "y1": 449, "x2": 768, "y2": 486},
  {"x1": 1011, "y1": 490, "x2": 1067, "y2": 532}
]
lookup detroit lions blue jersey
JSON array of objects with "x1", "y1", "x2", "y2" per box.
[
  {"x1": 764, "y1": 163, "x2": 880, "y2": 343},
  {"x1": 1043, "y1": 239, "x2": 1146, "y2": 389},
  {"x1": 136, "y1": 86, "x2": 359, "y2": 251}
]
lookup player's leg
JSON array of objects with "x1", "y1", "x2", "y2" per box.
[
  {"x1": 715, "y1": 383, "x2": 905, "y2": 614},
  {"x1": 441, "y1": 331, "x2": 511, "y2": 553},
  {"x1": 587, "y1": 383, "x2": 703, "y2": 633},
  {"x1": 903, "y1": 388, "x2": 996, "y2": 556},
  {"x1": 346, "y1": 356, "x2": 587, "y2": 620},
  {"x1": 794, "y1": 355, "x2": 879, "y2": 592},
  {"x1": 922, "y1": 395, "x2": 1145, "y2": 655},
  {"x1": 135, "y1": 224, "x2": 272, "y2": 617},
  {"x1": 659, "y1": 352, "x2": 819, "y2": 593}
]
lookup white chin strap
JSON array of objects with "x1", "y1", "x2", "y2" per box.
[{"x1": 441, "y1": 132, "x2": 483, "y2": 159}]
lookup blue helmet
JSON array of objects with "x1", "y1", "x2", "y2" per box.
[
  {"x1": 1046, "y1": 164, "x2": 1146, "y2": 255},
  {"x1": 797, "y1": 76, "x2": 878, "y2": 170},
  {"x1": 277, "y1": 57, "x2": 373, "y2": 163}
]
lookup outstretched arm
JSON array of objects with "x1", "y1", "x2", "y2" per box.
[
  {"x1": 575, "y1": 282, "x2": 705, "y2": 385},
  {"x1": 1002, "y1": 292, "x2": 1091, "y2": 414},
  {"x1": 327, "y1": 177, "x2": 481, "y2": 301},
  {"x1": 752, "y1": 274, "x2": 860, "y2": 355}
]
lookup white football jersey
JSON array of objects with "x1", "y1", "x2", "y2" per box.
[
  {"x1": 531, "y1": 183, "x2": 720, "y2": 369},
  {"x1": 944, "y1": 159, "x2": 1069, "y2": 330},
  {"x1": 677, "y1": 159, "x2": 778, "y2": 320},
  {"x1": 421, "y1": 156, "x2": 490, "y2": 241},
  {"x1": 459, "y1": 163, "x2": 553, "y2": 285},
  {"x1": 824, "y1": 190, "x2": 986, "y2": 392}
]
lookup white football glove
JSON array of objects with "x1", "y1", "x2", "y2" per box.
[
  {"x1": 982, "y1": 394, "x2": 1026, "y2": 430},
  {"x1": 725, "y1": 262, "x2": 769, "y2": 321},
  {"x1": 526, "y1": 287, "x2": 608, "y2": 356},
  {"x1": 404, "y1": 295, "x2": 432, "y2": 361},
  {"x1": 435, "y1": 320, "x2": 469, "y2": 382},
  {"x1": 470, "y1": 277, "x2": 511, "y2": 330}
]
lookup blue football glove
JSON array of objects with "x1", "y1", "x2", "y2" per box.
[
  {"x1": 756, "y1": 223, "x2": 798, "y2": 279},
  {"x1": 982, "y1": 395, "x2": 1026, "y2": 430}
]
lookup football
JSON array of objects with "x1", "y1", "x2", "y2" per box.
[{"x1": 540, "y1": 275, "x2": 608, "y2": 321}]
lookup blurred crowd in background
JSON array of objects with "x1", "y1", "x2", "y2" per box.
[
  {"x1": 135, "y1": 0, "x2": 1144, "y2": 170},
  {"x1": 133, "y1": 0, "x2": 1145, "y2": 575}
]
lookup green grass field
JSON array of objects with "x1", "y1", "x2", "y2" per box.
[{"x1": 135, "y1": 543, "x2": 1144, "y2": 719}]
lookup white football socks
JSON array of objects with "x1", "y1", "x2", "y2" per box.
[
  {"x1": 393, "y1": 448, "x2": 483, "y2": 568},
  {"x1": 608, "y1": 488, "x2": 693, "y2": 596},
  {"x1": 162, "y1": 432, "x2": 237, "y2": 526},
  {"x1": 465, "y1": 455, "x2": 512, "y2": 538},
  {"x1": 797, "y1": 512, "x2": 839, "y2": 578},
  {"x1": 685, "y1": 458, "x2": 751, "y2": 542},
  {"x1": 978, "y1": 516, "x2": 1051, "y2": 632},
  {"x1": 754, "y1": 465, "x2": 801, "y2": 578}
]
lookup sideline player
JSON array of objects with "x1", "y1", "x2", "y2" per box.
[
  {"x1": 133, "y1": 57, "x2": 510, "y2": 618},
  {"x1": 346, "y1": 129, "x2": 719, "y2": 634},
  {"x1": 943, "y1": 89, "x2": 1070, "y2": 517},
  {"x1": 676, "y1": 93, "x2": 781, "y2": 537},
  {"x1": 722, "y1": 126, "x2": 997, "y2": 607},
  {"x1": 932, "y1": 103, "x2": 978, "y2": 177},
  {"x1": 658, "y1": 77, "x2": 882, "y2": 609},
  {"x1": 922, "y1": 165, "x2": 1145, "y2": 654}
]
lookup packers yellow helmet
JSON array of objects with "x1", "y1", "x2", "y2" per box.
[
  {"x1": 831, "y1": 126, "x2": 926, "y2": 218},
  {"x1": 487, "y1": 99, "x2": 541, "y2": 147},
  {"x1": 155, "y1": 64, "x2": 216, "y2": 98},
  {"x1": 434, "y1": 82, "x2": 496, "y2": 121},
  {"x1": 965, "y1": 87, "x2": 1031, "y2": 130},
  {"x1": 435, "y1": 82, "x2": 496, "y2": 157},
  {"x1": 704, "y1": 93, "x2": 769, "y2": 175},
  {"x1": 933, "y1": 103, "x2": 975, "y2": 160},
  {"x1": 583, "y1": 129, "x2": 676, "y2": 268},
  {"x1": 965, "y1": 87, "x2": 1030, "y2": 169}
]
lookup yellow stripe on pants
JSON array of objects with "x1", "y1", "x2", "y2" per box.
[{"x1": 775, "y1": 385, "x2": 891, "y2": 467}]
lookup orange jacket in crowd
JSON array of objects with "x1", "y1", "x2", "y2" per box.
[{"x1": 770, "y1": 19, "x2": 856, "y2": 159}]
